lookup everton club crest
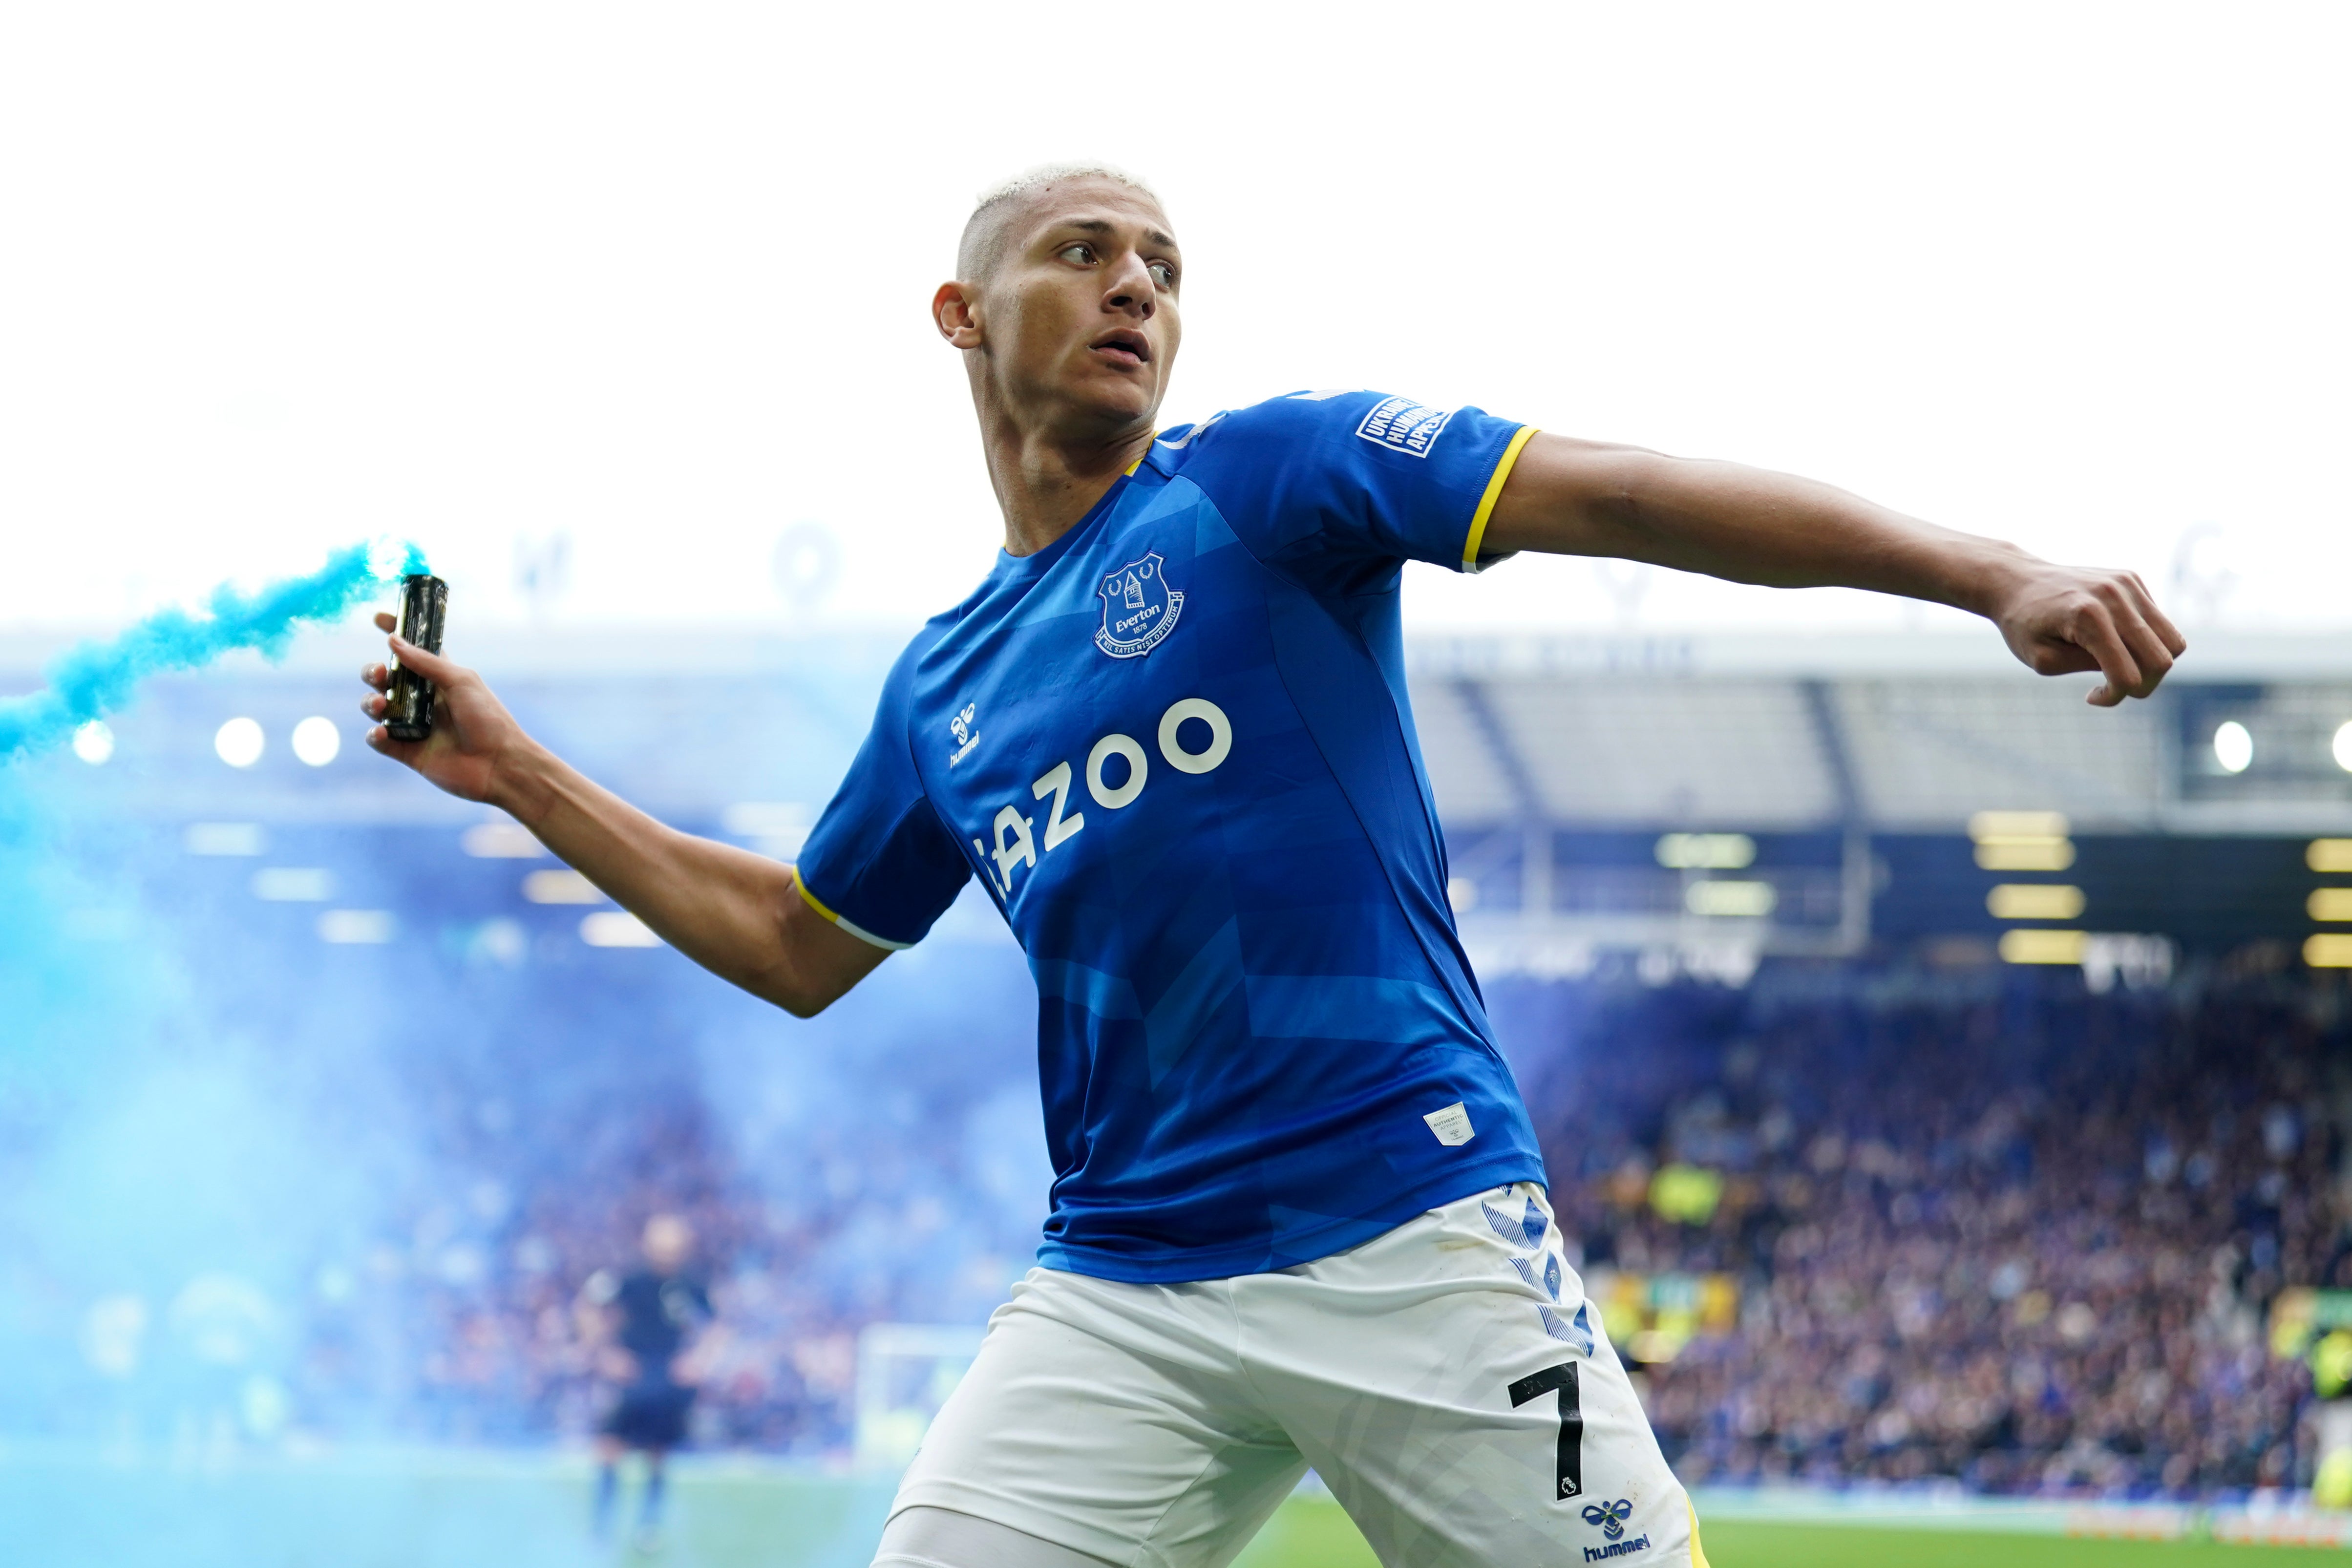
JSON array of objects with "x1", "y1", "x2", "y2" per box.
[{"x1": 1095, "y1": 552, "x2": 1185, "y2": 659}]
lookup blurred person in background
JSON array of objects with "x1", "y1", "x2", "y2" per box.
[{"x1": 579, "y1": 1213, "x2": 715, "y2": 1549}]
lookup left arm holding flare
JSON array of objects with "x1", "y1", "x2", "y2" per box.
[
  {"x1": 1483, "y1": 434, "x2": 2185, "y2": 706},
  {"x1": 359, "y1": 614, "x2": 885, "y2": 1017}
]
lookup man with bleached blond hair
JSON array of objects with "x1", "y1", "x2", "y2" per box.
[{"x1": 366, "y1": 162, "x2": 2182, "y2": 1567}]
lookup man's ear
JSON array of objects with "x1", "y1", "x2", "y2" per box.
[{"x1": 934, "y1": 281, "x2": 984, "y2": 349}]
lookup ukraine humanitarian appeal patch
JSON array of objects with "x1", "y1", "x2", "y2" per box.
[
  {"x1": 1095, "y1": 551, "x2": 1185, "y2": 658},
  {"x1": 1356, "y1": 395, "x2": 1454, "y2": 457}
]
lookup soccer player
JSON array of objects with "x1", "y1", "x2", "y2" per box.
[
  {"x1": 580, "y1": 1213, "x2": 712, "y2": 1549},
  {"x1": 361, "y1": 164, "x2": 2183, "y2": 1567}
]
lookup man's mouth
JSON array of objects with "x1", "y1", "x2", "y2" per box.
[{"x1": 1090, "y1": 330, "x2": 1151, "y2": 368}]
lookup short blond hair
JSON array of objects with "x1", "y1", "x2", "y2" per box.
[{"x1": 957, "y1": 162, "x2": 1163, "y2": 281}]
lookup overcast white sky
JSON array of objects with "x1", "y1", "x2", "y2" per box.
[{"x1": 2, "y1": 2, "x2": 2345, "y2": 642}]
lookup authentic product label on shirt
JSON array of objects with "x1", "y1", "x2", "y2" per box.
[{"x1": 1423, "y1": 1102, "x2": 1476, "y2": 1146}]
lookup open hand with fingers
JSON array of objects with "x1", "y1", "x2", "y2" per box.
[
  {"x1": 1986, "y1": 563, "x2": 2186, "y2": 706},
  {"x1": 360, "y1": 612, "x2": 533, "y2": 804}
]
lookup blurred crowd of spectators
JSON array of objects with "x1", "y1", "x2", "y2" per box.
[
  {"x1": 296, "y1": 1055, "x2": 1041, "y2": 1457},
  {"x1": 298, "y1": 1092, "x2": 857, "y2": 1453},
  {"x1": 290, "y1": 959, "x2": 2347, "y2": 1501},
  {"x1": 1537, "y1": 965, "x2": 2348, "y2": 1497}
]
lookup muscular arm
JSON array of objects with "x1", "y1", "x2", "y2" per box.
[
  {"x1": 1482, "y1": 435, "x2": 2185, "y2": 705},
  {"x1": 360, "y1": 614, "x2": 885, "y2": 1016}
]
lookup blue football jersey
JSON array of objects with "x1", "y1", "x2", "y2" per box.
[{"x1": 794, "y1": 389, "x2": 1548, "y2": 1283}]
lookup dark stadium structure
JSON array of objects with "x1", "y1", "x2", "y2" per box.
[{"x1": 5, "y1": 622, "x2": 2348, "y2": 1502}]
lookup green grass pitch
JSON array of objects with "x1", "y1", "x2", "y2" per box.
[
  {"x1": 8, "y1": 1450, "x2": 2319, "y2": 1567},
  {"x1": 1232, "y1": 1499, "x2": 2299, "y2": 1567}
]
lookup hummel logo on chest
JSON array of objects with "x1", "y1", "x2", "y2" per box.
[{"x1": 948, "y1": 703, "x2": 980, "y2": 766}]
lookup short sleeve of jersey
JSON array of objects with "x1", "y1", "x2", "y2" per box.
[
  {"x1": 792, "y1": 635, "x2": 972, "y2": 950},
  {"x1": 1160, "y1": 390, "x2": 1535, "y2": 590}
]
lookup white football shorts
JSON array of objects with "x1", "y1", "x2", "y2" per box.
[{"x1": 877, "y1": 1184, "x2": 1708, "y2": 1568}]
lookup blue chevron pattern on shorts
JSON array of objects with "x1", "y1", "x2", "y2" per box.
[
  {"x1": 1482, "y1": 1195, "x2": 1550, "y2": 1249},
  {"x1": 1510, "y1": 1252, "x2": 1567, "y2": 1302},
  {"x1": 1539, "y1": 1302, "x2": 1596, "y2": 1356}
]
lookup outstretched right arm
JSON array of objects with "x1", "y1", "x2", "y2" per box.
[{"x1": 359, "y1": 615, "x2": 887, "y2": 1017}]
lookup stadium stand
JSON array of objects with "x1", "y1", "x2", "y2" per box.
[
  {"x1": 1517, "y1": 968, "x2": 2338, "y2": 1496},
  {"x1": 5, "y1": 623, "x2": 2349, "y2": 1504},
  {"x1": 292, "y1": 964, "x2": 2344, "y2": 1501}
]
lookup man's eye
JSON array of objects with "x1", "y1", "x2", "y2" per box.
[
  {"x1": 1059, "y1": 244, "x2": 1096, "y2": 265},
  {"x1": 1149, "y1": 262, "x2": 1177, "y2": 288}
]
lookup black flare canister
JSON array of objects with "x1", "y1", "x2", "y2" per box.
[{"x1": 384, "y1": 573, "x2": 447, "y2": 741}]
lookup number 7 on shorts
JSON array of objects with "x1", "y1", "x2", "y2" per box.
[{"x1": 1507, "y1": 1362, "x2": 1584, "y2": 1501}]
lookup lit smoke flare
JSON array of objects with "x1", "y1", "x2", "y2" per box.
[{"x1": 0, "y1": 540, "x2": 427, "y2": 763}]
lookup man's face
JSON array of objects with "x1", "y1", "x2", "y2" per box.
[
  {"x1": 642, "y1": 1215, "x2": 692, "y2": 1273},
  {"x1": 956, "y1": 180, "x2": 1182, "y2": 434}
]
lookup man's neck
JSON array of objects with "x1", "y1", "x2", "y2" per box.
[{"x1": 984, "y1": 417, "x2": 1157, "y2": 558}]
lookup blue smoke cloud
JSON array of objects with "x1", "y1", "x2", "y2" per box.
[
  {"x1": 0, "y1": 768, "x2": 485, "y2": 1561},
  {"x1": 0, "y1": 539, "x2": 427, "y2": 763},
  {"x1": 0, "y1": 540, "x2": 430, "y2": 1456},
  {"x1": 0, "y1": 551, "x2": 1050, "y2": 1565}
]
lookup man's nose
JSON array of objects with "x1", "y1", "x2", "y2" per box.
[{"x1": 1102, "y1": 253, "x2": 1155, "y2": 318}]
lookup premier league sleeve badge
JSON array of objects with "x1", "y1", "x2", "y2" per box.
[{"x1": 1095, "y1": 552, "x2": 1185, "y2": 659}]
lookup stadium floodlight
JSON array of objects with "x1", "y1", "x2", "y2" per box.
[
  {"x1": 1969, "y1": 810, "x2": 2074, "y2": 871},
  {"x1": 461, "y1": 821, "x2": 546, "y2": 858},
  {"x1": 2311, "y1": 840, "x2": 2352, "y2": 874},
  {"x1": 251, "y1": 868, "x2": 334, "y2": 902},
  {"x1": 2306, "y1": 933, "x2": 2352, "y2": 969},
  {"x1": 580, "y1": 911, "x2": 662, "y2": 947},
  {"x1": 1968, "y1": 810, "x2": 2068, "y2": 842},
  {"x1": 1998, "y1": 928, "x2": 2088, "y2": 965},
  {"x1": 1685, "y1": 880, "x2": 1776, "y2": 918},
  {"x1": 522, "y1": 869, "x2": 605, "y2": 904},
  {"x1": 1974, "y1": 839, "x2": 2076, "y2": 872},
  {"x1": 316, "y1": 909, "x2": 395, "y2": 944},
  {"x1": 290, "y1": 716, "x2": 340, "y2": 767},
  {"x1": 1655, "y1": 832, "x2": 1755, "y2": 870},
  {"x1": 2310, "y1": 889, "x2": 2352, "y2": 923},
  {"x1": 2212, "y1": 720, "x2": 2253, "y2": 774},
  {"x1": 2335, "y1": 721, "x2": 2352, "y2": 774},
  {"x1": 183, "y1": 822, "x2": 266, "y2": 856},
  {"x1": 213, "y1": 716, "x2": 264, "y2": 768},
  {"x1": 1987, "y1": 884, "x2": 2085, "y2": 921},
  {"x1": 71, "y1": 720, "x2": 114, "y2": 764}
]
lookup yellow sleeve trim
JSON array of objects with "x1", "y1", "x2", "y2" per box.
[
  {"x1": 1461, "y1": 424, "x2": 1539, "y2": 573},
  {"x1": 791, "y1": 870, "x2": 840, "y2": 924},
  {"x1": 791, "y1": 868, "x2": 913, "y2": 952}
]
